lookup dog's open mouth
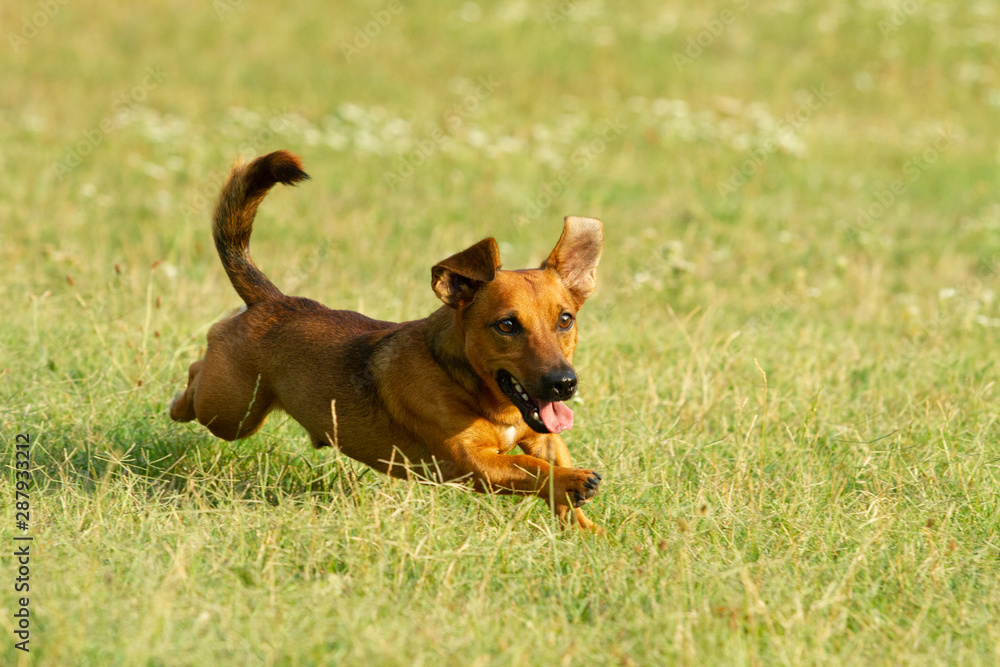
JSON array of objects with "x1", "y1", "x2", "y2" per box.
[{"x1": 496, "y1": 370, "x2": 574, "y2": 434}]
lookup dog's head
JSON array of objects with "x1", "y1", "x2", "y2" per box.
[{"x1": 431, "y1": 216, "x2": 603, "y2": 434}]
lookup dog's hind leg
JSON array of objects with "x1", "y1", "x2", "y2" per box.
[
  {"x1": 169, "y1": 359, "x2": 203, "y2": 423},
  {"x1": 170, "y1": 348, "x2": 274, "y2": 441}
]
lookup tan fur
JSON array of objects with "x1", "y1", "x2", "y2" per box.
[{"x1": 170, "y1": 151, "x2": 604, "y2": 529}]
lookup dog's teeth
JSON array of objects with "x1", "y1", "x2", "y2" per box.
[{"x1": 532, "y1": 410, "x2": 539, "y2": 420}]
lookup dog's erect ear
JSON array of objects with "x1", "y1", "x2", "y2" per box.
[
  {"x1": 542, "y1": 216, "x2": 603, "y2": 302},
  {"x1": 431, "y1": 238, "x2": 501, "y2": 308}
]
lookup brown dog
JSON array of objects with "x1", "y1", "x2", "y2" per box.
[{"x1": 170, "y1": 150, "x2": 604, "y2": 529}]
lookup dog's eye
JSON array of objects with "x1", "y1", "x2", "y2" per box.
[
  {"x1": 558, "y1": 312, "x2": 574, "y2": 330},
  {"x1": 496, "y1": 318, "x2": 518, "y2": 334}
]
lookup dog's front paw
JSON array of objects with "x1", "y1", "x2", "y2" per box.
[{"x1": 554, "y1": 468, "x2": 601, "y2": 508}]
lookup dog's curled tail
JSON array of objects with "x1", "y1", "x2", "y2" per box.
[{"x1": 213, "y1": 150, "x2": 310, "y2": 304}]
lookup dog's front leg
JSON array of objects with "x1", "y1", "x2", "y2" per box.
[
  {"x1": 453, "y1": 446, "x2": 601, "y2": 529},
  {"x1": 417, "y1": 419, "x2": 602, "y2": 529},
  {"x1": 517, "y1": 433, "x2": 601, "y2": 531}
]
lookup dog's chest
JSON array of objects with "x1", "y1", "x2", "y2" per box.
[{"x1": 498, "y1": 425, "x2": 518, "y2": 452}]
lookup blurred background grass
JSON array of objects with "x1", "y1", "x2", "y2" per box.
[{"x1": 2, "y1": 0, "x2": 1000, "y2": 664}]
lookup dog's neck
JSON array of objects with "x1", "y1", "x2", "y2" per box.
[
  {"x1": 423, "y1": 306, "x2": 480, "y2": 393},
  {"x1": 422, "y1": 306, "x2": 523, "y2": 426}
]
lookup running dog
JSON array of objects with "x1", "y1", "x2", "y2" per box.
[{"x1": 170, "y1": 150, "x2": 604, "y2": 529}]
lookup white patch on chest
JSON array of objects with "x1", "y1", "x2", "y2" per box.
[{"x1": 498, "y1": 425, "x2": 518, "y2": 451}]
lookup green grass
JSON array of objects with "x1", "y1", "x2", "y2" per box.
[{"x1": 3, "y1": 0, "x2": 1000, "y2": 664}]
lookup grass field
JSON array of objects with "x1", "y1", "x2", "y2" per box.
[{"x1": 3, "y1": 0, "x2": 1000, "y2": 664}]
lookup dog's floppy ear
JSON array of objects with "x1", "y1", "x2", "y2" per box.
[
  {"x1": 432, "y1": 238, "x2": 501, "y2": 308},
  {"x1": 542, "y1": 216, "x2": 603, "y2": 302}
]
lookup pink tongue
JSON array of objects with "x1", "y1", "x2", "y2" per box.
[{"x1": 537, "y1": 400, "x2": 574, "y2": 433}]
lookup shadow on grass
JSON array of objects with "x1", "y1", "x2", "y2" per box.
[
  {"x1": 13, "y1": 391, "x2": 568, "y2": 529},
  {"x1": 23, "y1": 396, "x2": 380, "y2": 509}
]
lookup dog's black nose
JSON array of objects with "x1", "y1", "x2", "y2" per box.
[{"x1": 545, "y1": 369, "x2": 578, "y2": 400}]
